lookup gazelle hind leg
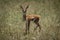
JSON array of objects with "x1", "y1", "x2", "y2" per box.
[
  {"x1": 37, "y1": 23, "x2": 41, "y2": 32},
  {"x1": 34, "y1": 22, "x2": 41, "y2": 32},
  {"x1": 34, "y1": 18, "x2": 41, "y2": 32}
]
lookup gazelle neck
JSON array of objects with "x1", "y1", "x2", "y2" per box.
[{"x1": 23, "y1": 13, "x2": 26, "y2": 21}]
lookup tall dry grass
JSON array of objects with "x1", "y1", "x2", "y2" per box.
[{"x1": 0, "y1": 0, "x2": 60, "y2": 40}]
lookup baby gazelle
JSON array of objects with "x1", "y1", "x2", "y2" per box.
[{"x1": 20, "y1": 5, "x2": 41, "y2": 34}]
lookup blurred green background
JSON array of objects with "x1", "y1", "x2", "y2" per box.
[{"x1": 0, "y1": 0, "x2": 60, "y2": 40}]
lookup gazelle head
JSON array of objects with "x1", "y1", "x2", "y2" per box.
[
  {"x1": 20, "y1": 5, "x2": 29, "y2": 13},
  {"x1": 20, "y1": 5, "x2": 29, "y2": 21}
]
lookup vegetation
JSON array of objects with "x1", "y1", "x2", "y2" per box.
[{"x1": 0, "y1": 0, "x2": 60, "y2": 40}]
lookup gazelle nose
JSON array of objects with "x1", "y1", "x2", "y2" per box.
[{"x1": 24, "y1": 10, "x2": 25, "y2": 12}]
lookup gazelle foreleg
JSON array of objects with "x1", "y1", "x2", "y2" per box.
[{"x1": 25, "y1": 20, "x2": 30, "y2": 34}]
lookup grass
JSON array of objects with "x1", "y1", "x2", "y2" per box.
[{"x1": 0, "y1": 0, "x2": 60, "y2": 40}]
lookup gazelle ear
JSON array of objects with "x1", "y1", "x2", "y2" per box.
[
  {"x1": 20, "y1": 5, "x2": 23, "y2": 9},
  {"x1": 20, "y1": 5, "x2": 24, "y2": 12},
  {"x1": 26, "y1": 5, "x2": 29, "y2": 10}
]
